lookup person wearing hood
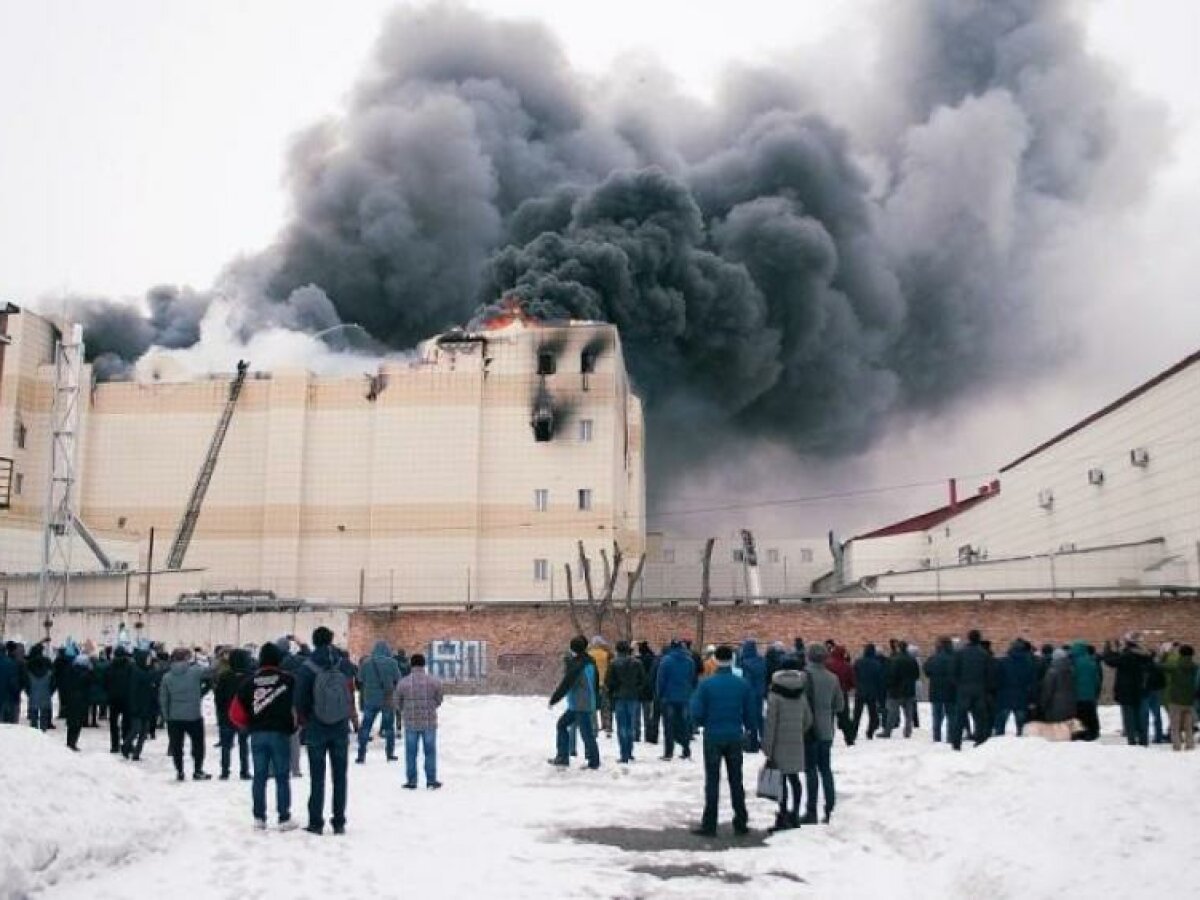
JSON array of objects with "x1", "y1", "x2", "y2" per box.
[
  {"x1": 994, "y1": 641, "x2": 1037, "y2": 736},
  {"x1": 394, "y1": 648, "x2": 412, "y2": 678},
  {"x1": 549, "y1": 635, "x2": 601, "y2": 769},
  {"x1": 738, "y1": 640, "x2": 767, "y2": 752},
  {"x1": 1162, "y1": 645, "x2": 1198, "y2": 751},
  {"x1": 1067, "y1": 641, "x2": 1101, "y2": 741},
  {"x1": 851, "y1": 644, "x2": 885, "y2": 741},
  {"x1": 104, "y1": 646, "x2": 134, "y2": 754},
  {"x1": 1039, "y1": 648, "x2": 1076, "y2": 724},
  {"x1": 824, "y1": 645, "x2": 856, "y2": 745},
  {"x1": 689, "y1": 645, "x2": 754, "y2": 837},
  {"x1": 24, "y1": 644, "x2": 55, "y2": 731},
  {"x1": 160, "y1": 647, "x2": 215, "y2": 780},
  {"x1": 62, "y1": 653, "x2": 95, "y2": 751},
  {"x1": 215, "y1": 648, "x2": 253, "y2": 780},
  {"x1": 802, "y1": 643, "x2": 844, "y2": 824},
  {"x1": 231, "y1": 641, "x2": 298, "y2": 831},
  {"x1": 763, "y1": 656, "x2": 813, "y2": 832},
  {"x1": 655, "y1": 640, "x2": 696, "y2": 761},
  {"x1": 124, "y1": 648, "x2": 157, "y2": 760},
  {"x1": 294, "y1": 627, "x2": 359, "y2": 835},
  {"x1": 88, "y1": 649, "x2": 110, "y2": 728},
  {"x1": 356, "y1": 640, "x2": 401, "y2": 764},
  {"x1": 1102, "y1": 638, "x2": 1151, "y2": 747}
]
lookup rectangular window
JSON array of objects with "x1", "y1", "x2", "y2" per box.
[
  {"x1": 800, "y1": 548, "x2": 813, "y2": 563},
  {"x1": 578, "y1": 488, "x2": 592, "y2": 511},
  {"x1": 579, "y1": 419, "x2": 593, "y2": 442},
  {"x1": 661, "y1": 548, "x2": 675, "y2": 564},
  {"x1": 533, "y1": 488, "x2": 549, "y2": 512},
  {"x1": 13, "y1": 472, "x2": 22, "y2": 496},
  {"x1": 14, "y1": 420, "x2": 25, "y2": 450},
  {"x1": 537, "y1": 352, "x2": 556, "y2": 375},
  {"x1": 767, "y1": 548, "x2": 780, "y2": 564},
  {"x1": 534, "y1": 559, "x2": 549, "y2": 581}
]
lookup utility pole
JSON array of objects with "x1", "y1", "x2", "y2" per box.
[{"x1": 143, "y1": 527, "x2": 155, "y2": 612}]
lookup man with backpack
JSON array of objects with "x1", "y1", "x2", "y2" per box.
[
  {"x1": 356, "y1": 640, "x2": 401, "y2": 764},
  {"x1": 294, "y1": 627, "x2": 359, "y2": 835}
]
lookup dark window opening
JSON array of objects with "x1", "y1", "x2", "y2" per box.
[
  {"x1": 581, "y1": 349, "x2": 597, "y2": 374},
  {"x1": 537, "y1": 352, "x2": 556, "y2": 375}
]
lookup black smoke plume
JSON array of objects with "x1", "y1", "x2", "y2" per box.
[{"x1": 78, "y1": 1, "x2": 1163, "y2": 501}]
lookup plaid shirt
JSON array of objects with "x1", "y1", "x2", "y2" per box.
[{"x1": 394, "y1": 669, "x2": 444, "y2": 730}]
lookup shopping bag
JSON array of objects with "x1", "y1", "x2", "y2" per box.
[{"x1": 756, "y1": 762, "x2": 782, "y2": 801}]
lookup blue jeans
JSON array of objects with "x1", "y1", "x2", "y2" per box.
[
  {"x1": 614, "y1": 698, "x2": 639, "y2": 762},
  {"x1": 358, "y1": 706, "x2": 396, "y2": 759},
  {"x1": 993, "y1": 705, "x2": 1027, "y2": 736},
  {"x1": 251, "y1": 731, "x2": 292, "y2": 822},
  {"x1": 1121, "y1": 702, "x2": 1149, "y2": 746},
  {"x1": 305, "y1": 724, "x2": 349, "y2": 831},
  {"x1": 701, "y1": 739, "x2": 747, "y2": 831},
  {"x1": 1146, "y1": 692, "x2": 1165, "y2": 742},
  {"x1": 930, "y1": 700, "x2": 954, "y2": 742},
  {"x1": 405, "y1": 728, "x2": 438, "y2": 785},
  {"x1": 804, "y1": 737, "x2": 835, "y2": 817},
  {"x1": 661, "y1": 701, "x2": 691, "y2": 758},
  {"x1": 556, "y1": 710, "x2": 599, "y2": 767}
]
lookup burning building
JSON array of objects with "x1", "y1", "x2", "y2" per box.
[{"x1": 0, "y1": 303, "x2": 644, "y2": 616}]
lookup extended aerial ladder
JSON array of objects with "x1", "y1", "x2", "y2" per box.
[{"x1": 165, "y1": 360, "x2": 249, "y2": 570}]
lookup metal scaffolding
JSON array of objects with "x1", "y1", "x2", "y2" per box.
[{"x1": 37, "y1": 323, "x2": 85, "y2": 632}]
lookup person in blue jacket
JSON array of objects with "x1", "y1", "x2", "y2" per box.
[
  {"x1": 994, "y1": 640, "x2": 1037, "y2": 736},
  {"x1": 689, "y1": 645, "x2": 755, "y2": 836},
  {"x1": 738, "y1": 640, "x2": 767, "y2": 752},
  {"x1": 851, "y1": 644, "x2": 886, "y2": 741},
  {"x1": 655, "y1": 641, "x2": 696, "y2": 760}
]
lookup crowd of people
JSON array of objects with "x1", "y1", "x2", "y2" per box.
[
  {"x1": 5, "y1": 626, "x2": 1198, "y2": 839},
  {"x1": 0, "y1": 630, "x2": 441, "y2": 835},
  {"x1": 545, "y1": 630, "x2": 1200, "y2": 835}
]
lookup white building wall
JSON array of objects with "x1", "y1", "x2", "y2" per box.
[
  {"x1": 845, "y1": 354, "x2": 1200, "y2": 597},
  {"x1": 641, "y1": 535, "x2": 831, "y2": 599}
]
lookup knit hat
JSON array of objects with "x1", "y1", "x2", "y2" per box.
[
  {"x1": 259, "y1": 642, "x2": 282, "y2": 667},
  {"x1": 806, "y1": 643, "x2": 828, "y2": 664},
  {"x1": 714, "y1": 645, "x2": 734, "y2": 666},
  {"x1": 569, "y1": 635, "x2": 588, "y2": 654}
]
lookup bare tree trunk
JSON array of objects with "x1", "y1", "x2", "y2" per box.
[
  {"x1": 696, "y1": 537, "x2": 716, "y2": 649},
  {"x1": 623, "y1": 552, "x2": 647, "y2": 642},
  {"x1": 564, "y1": 562, "x2": 583, "y2": 636},
  {"x1": 577, "y1": 540, "x2": 599, "y2": 635}
]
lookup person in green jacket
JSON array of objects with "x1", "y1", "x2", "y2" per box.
[
  {"x1": 1162, "y1": 645, "x2": 1197, "y2": 751},
  {"x1": 1068, "y1": 641, "x2": 1101, "y2": 741}
]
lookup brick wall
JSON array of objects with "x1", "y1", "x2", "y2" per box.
[{"x1": 349, "y1": 596, "x2": 1200, "y2": 692}]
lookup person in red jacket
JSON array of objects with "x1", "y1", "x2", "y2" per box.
[{"x1": 825, "y1": 645, "x2": 857, "y2": 746}]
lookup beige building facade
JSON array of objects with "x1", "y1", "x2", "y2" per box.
[{"x1": 0, "y1": 305, "x2": 645, "y2": 609}]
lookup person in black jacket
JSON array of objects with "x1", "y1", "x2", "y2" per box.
[
  {"x1": 124, "y1": 649, "x2": 157, "y2": 760},
  {"x1": 232, "y1": 642, "x2": 298, "y2": 830},
  {"x1": 1103, "y1": 639, "x2": 1152, "y2": 746},
  {"x1": 62, "y1": 654, "x2": 95, "y2": 751},
  {"x1": 922, "y1": 638, "x2": 957, "y2": 742},
  {"x1": 637, "y1": 642, "x2": 659, "y2": 744},
  {"x1": 881, "y1": 641, "x2": 919, "y2": 738},
  {"x1": 950, "y1": 630, "x2": 992, "y2": 751},
  {"x1": 104, "y1": 647, "x2": 134, "y2": 754},
  {"x1": 851, "y1": 644, "x2": 885, "y2": 741},
  {"x1": 216, "y1": 649, "x2": 253, "y2": 780},
  {"x1": 605, "y1": 641, "x2": 647, "y2": 764}
]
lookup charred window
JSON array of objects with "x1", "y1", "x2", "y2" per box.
[
  {"x1": 581, "y1": 349, "x2": 597, "y2": 374},
  {"x1": 537, "y1": 352, "x2": 556, "y2": 375}
]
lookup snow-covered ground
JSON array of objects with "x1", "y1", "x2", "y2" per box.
[{"x1": 2, "y1": 699, "x2": 1197, "y2": 899}]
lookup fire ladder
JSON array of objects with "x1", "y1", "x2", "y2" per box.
[{"x1": 165, "y1": 360, "x2": 249, "y2": 570}]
